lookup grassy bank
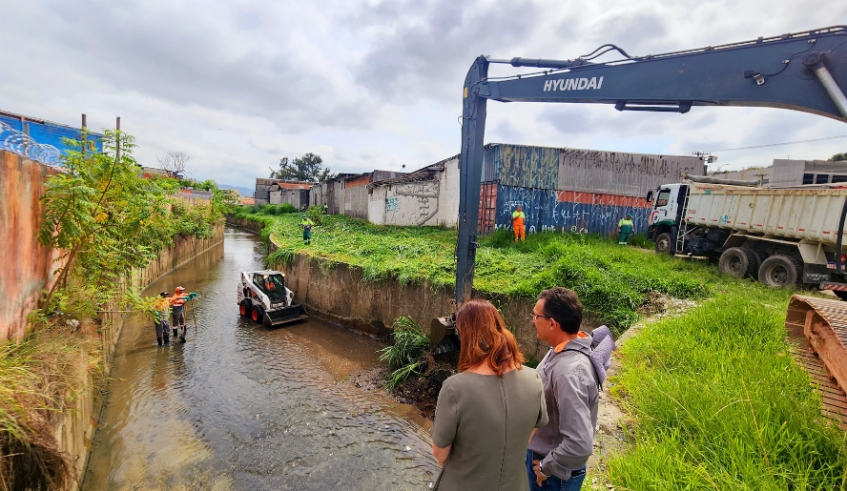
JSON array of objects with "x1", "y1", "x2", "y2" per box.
[
  {"x1": 235, "y1": 210, "x2": 721, "y2": 332},
  {"x1": 608, "y1": 285, "x2": 847, "y2": 490},
  {"x1": 0, "y1": 324, "x2": 100, "y2": 490},
  {"x1": 235, "y1": 208, "x2": 847, "y2": 487}
]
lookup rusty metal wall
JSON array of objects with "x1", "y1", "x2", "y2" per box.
[
  {"x1": 558, "y1": 148, "x2": 703, "y2": 197},
  {"x1": 488, "y1": 144, "x2": 560, "y2": 189}
]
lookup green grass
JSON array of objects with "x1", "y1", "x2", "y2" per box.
[
  {"x1": 608, "y1": 285, "x2": 847, "y2": 490},
  {"x1": 378, "y1": 317, "x2": 431, "y2": 390},
  {"x1": 0, "y1": 326, "x2": 98, "y2": 490},
  {"x1": 233, "y1": 211, "x2": 847, "y2": 487},
  {"x1": 242, "y1": 212, "x2": 723, "y2": 332}
]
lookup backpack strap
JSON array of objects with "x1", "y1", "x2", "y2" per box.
[{"x1": 562, "y1": 348, "x2": 602, "y2": 391}]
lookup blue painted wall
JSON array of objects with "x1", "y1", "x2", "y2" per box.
[
  {"x1": 495, "y1": 185, "x2": 651, "y2": 236},
  {"x1": 0, "y1": 114, "x2": 102, "y2": 166}
]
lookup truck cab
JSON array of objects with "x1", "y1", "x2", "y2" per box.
[{"x1": 646, "y1": 183, "x2": 688, "y2": 253}]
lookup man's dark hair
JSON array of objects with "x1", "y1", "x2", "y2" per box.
[{"x1": 538, "y1": 287, "x2": 583, "y2": 334}]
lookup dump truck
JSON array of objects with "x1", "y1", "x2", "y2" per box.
[
  {"x1": 237, "y1": 270, "x2": 308, "y2": 326},
  {"x1": 646, "y1": 177, "x2": 847, "y2": 296}
]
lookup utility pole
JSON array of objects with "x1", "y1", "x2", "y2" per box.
[{"x1": 115, "y1": 116, "x2": 121, "y2": 163}]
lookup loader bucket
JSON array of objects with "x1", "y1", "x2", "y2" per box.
[
  {"x1": 431, "y1": 316, "x2": 460, "y2": 355},
  {"x1": 264, "y1": 304, "x2": 309, "y2": 327}
]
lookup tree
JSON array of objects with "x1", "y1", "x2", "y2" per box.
[
  {"x1": 157, "y1": 151, "x2": 190, "y2": 177},
  {"x1": 269, "y1": 153, "x2": 336, "y2": 181},
  {"x1": 828, "y1": 152, "x2": 847, "y2": 162},
  {"x1": 39, "y1": 132, "x2": 174, "y2": 311}
]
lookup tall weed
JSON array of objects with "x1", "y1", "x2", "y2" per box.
[{"x1": 608, "y1": 289, "x2": 847, "y2": 489}]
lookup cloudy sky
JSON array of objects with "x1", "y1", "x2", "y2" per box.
[{"x1": 2, "y1": 1, "x2": 847, "y2": 188}]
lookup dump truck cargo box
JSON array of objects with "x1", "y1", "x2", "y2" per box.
[{"x1": 685, "y1": 183, "x2": 847, "y2": 246}]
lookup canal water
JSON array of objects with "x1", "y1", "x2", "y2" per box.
[{"x1": 83, "y1": 228, "x2": 439, "y2": 490}]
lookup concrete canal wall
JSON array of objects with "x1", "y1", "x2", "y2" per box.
[
  {"x1": 226, "y1": 214, "x2": 598, "y2": 360},
  {"x1": 61, "y1": 222, "x2": 225, "y2": 490}
]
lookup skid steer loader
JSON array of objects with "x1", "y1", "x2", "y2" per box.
[{"x1": 237, "y1": 270, "x2": 308, "y2": 326}]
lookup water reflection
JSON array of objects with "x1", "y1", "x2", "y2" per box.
[{"x1": 84, "y1": 229, "x2": 438, "y2": 490}]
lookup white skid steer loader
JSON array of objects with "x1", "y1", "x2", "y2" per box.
[{"x1": 237, "y1": 270, "x2": 308, "y2": 326}]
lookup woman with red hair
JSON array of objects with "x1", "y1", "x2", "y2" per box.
[{"x1": 430, "y1": 299, "x2": 548, "y2": 490}]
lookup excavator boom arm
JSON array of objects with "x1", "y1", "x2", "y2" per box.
[{"x1": 454, "y1": 26, "x2": 847, "y2": 306}]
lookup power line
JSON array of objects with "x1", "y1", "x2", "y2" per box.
[{"x1": 705, "y1": 134, "x2": 847, "y2": 153}]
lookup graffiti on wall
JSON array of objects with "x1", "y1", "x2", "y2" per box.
[
  {"x1": 493, "y1": 145, "x2": 559, "y2": 190},
  {"x1": 495, "y1": 185, "x2": 651, "y2": 237},
  {"x1": 559, "y1": 148, "x2": 703, "y2": 197},
  {"x1": 396, "y1": 181, "x2": 440, "y2": 225},
  {"x1": 386, "y1": 196, "x2": 399, "y2": 212},
  {"x1": 0, "y1": 122, "x2": 61, "y2": 166}
]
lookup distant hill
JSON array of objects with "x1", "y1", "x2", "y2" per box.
[{"x1": 218, "y1": 184, "x2": 253, "y2": 197}]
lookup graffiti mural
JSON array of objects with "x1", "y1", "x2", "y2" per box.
[
  {"x1": 559, "y1": 148, "x2": 703, "y2": 197},
  {"x1": 490, "y1": 144, "x2": 559, "y2": 190},
  {"x1": 385, "y1": 196, "x2": 399, "y2": 212},
  {"x1": 0, "y1": 122, "x2": 61, "y2": 166},
  {"x1": 396, "y1": 181, "x2": 440, "y2": 225},
  {"x1": 495, "y1": 185, "x2": 652, "y2": 237}
]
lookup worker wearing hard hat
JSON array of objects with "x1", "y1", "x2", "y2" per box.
[
  {"x1": 170, "y1": 286, "x2": 190, "y2": 342},
  {"x1": 512, "y1": 205, "x2": 526, "y2": 243}
]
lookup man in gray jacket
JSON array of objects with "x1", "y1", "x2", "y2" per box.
[{"x1": 527, "y1": 287, "x2": 599, "y2": 491}]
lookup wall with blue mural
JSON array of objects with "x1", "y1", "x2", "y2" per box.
[
  {"x1": 495, "y1": 185, "x2": 651, "y2": 236},
  {"x1": 0, "y1": 113, "x2": 102, "y2": 166}
]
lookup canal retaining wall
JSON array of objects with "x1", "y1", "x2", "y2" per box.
[
  {"x1": 226, "y1": 214, "x2": 589, "y2": 360},
  {"x1": 0, "y1": 150, "x2": 65, "y2": 342},
  {"x1": 61, "y1": 223, "x2": 225, "y2": 490}
]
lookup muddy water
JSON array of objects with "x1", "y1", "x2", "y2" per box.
[{"x1": 83, "y1": 228, "x2": 439, "y2": 490}]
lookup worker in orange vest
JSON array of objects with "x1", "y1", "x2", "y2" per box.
[
  {"x1": 512, "y1": 205, "x2": 526, "y2": 243},
  {"x1": 170, "y1": 286, "x2": 190, "y2": 342}
]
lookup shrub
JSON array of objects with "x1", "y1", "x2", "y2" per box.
[{"x1": 378, "y1": 317, "x2": 431, "y2": 390}]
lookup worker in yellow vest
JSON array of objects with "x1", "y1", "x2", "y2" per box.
[
  {"x1": 512, "y1": 205, "x2": 526, "y2": 243},
  {"x1": 618, "y1": 215, "x2": 634, "y2": 245}
]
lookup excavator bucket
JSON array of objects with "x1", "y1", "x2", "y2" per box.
[
  {"x1": 265, "y1": 304, "x2": 309, "y2": 327},
  {"x1": 431, "y1": 316, "x2": 460, "y2": 355}
]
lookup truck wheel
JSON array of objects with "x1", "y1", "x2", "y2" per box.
[
  {"x1": 239, "y1": 301, "x2": 249, "y2": 317},
  {"x1": 718, "y1": 247, "x2": 757, "y2": 279},
  {"x1": 745, "y1": 249, "x2": 765, "y2": 280},
  {"x1": 655, "y1": 233, "x2": 673, "y2": 254},
  {"x1": 758, "y1": 255, "x2": 802, "y2": 288},
  {"x1": 251, "y1": 306, "x2": 265, "y2": 324}
]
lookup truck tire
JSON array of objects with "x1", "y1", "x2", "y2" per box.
[
  {"x1": 758, "y1": 255, "x2": 803, "y2": 288},
  {"x1": 251, "y1": 306, "x2": 265, "y2": 324},
  {"x1": 655, "y1": 233, "x2": 673, "y2": 254},
  {"x1": 239, "y1": 301, "x2": 249, "y2": 317},
  {"x1": 746, "y1": 249, "x2": 765, "y2": 280},
  {"x1": 718, "y1": 247, "x2": 757, "y2": 279}
]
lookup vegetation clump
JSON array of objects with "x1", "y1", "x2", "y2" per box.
[
  {"x1": 608, "y1": 287, "x2": 847, "y2": 489},
  {"x1": 377, "y1": 317, "x2": 431, "y2": 390}
]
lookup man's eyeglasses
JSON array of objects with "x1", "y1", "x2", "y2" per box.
[{"x1": 530, "y1": 313, "x2": 549, "y2": 321}]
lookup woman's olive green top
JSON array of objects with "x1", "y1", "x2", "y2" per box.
[{"x1": 431, "y1": 367, "x2": 548, "y2": 491}]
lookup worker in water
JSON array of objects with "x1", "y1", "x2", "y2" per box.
[
  {"x1": 618, "y1": 214, "x2": 634, "y2": 245},
  {"x1": 170, "y1": 286, "x2": 190, "y2": 342},
  {"x1": 300, "y1": 214, "x2": 315, "y2": 245},
  {"x1": 153, "y1": 292, "x2": 171, "y2": 346},
  {"x1": 512, "y1": 205, "x2": 526, "y2": 243}
]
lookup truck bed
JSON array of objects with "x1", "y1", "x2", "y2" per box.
[{"x1": 685, "y1": 183, "x2": 847, "y2": 246}]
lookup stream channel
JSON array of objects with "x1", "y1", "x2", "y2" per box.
[{"x1": 83, "y1": 227, "x2": 439, "y2": 490}]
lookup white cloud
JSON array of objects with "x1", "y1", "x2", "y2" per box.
[{"x1": 1, "y1": 0, "x2": 846, "y2": 187}]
